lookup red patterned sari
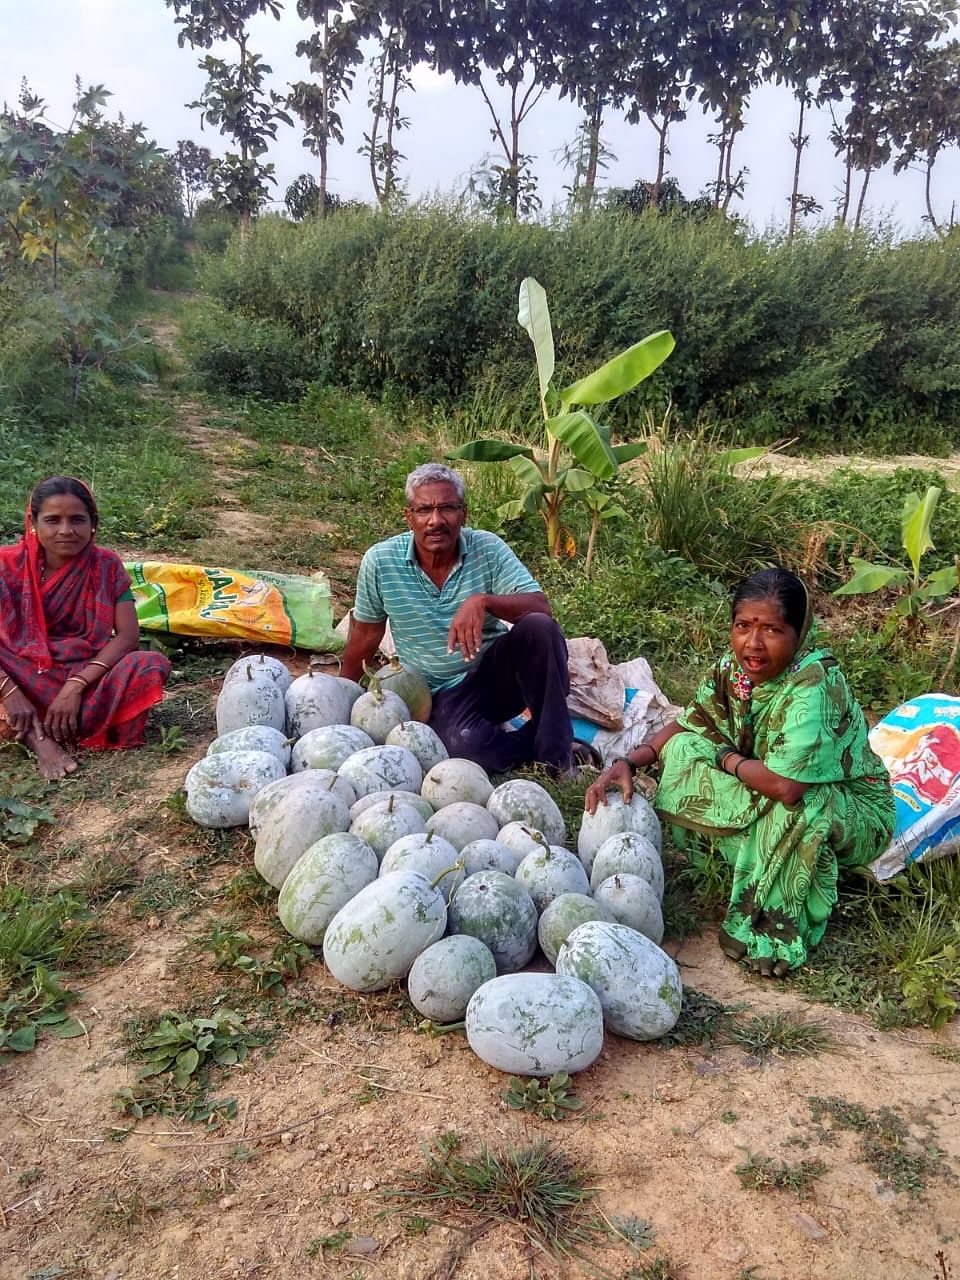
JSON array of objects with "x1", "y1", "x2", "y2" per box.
[{"x1": 0, "y1": 518, "x2": 170, "y2": 749}]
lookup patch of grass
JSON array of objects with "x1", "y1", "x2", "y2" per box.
[
  {"x1": 0, "y1": 752, "x2": 56, "y2": 849},
  {"x1": 929, "y1": 1044, "x2": 960, "y2": 1064},
  {"x1": 128, "y1": 870, "x2": 206, "y2": 919},
  {"x1": 807, "y1": 1095, "x2": 946, "y2": 1195},
  {"x1": 607, "y1": 1212, "x2": 656, "y2": 1253},
  {"x1": 126, "y1": 1006, "x2": 264, "y2": 1089},
  {"x1": 113, "y1": 1082, "x2": 238, "y2": 1128},
  {"x1": 389, "y1": 1138, "x2": 604, "y2": 1262},
  {"x1": 735, "y1": 1151, "x2": 828, "y2": 1196},
  {"x1": 729, "y1": 1012, "x2": 836, "y2": 1059},
  {"x1": 661, "y1": 987, "x2": 741, "y2": 1049},
  {"x1": 92, "y1": 1186, "x2": 165, "y2": 1231},
  {"x1": 502, "y1": 1071, "x2": 584, "y2": 1121},
  {"x1": 306, "y1": 1230, "x2": 351, "y2": 1258},
  {"x1": 624, "y1": 1257, "x2": 683, "y2": 1280}
]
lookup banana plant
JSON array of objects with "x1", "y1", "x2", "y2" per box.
[
  {"x1": 448, "y1": 277, "x2": 674, "y2": 558},
  {"x1": 833, "y1": 486, "x2": 959, "y2": 628}
]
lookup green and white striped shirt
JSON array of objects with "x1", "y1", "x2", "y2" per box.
[{"x1": 353, "y1": 528, "x2": 540, "y2": 691}]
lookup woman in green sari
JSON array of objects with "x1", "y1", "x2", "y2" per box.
[{"x1": 584, "y1": 568, "x2": 894, "y2": 976}]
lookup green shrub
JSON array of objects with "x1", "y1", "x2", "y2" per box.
[{"x1": 183, "y1": 305, "x2": 314, "y2": 400}]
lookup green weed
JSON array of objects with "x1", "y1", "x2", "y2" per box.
[
  {"x1": 808, "y1": 1095, "x2": 946, "y2": 1194},
  {"x1": 390, "y1": 1138, "x2": 604, "y2": 1262},
  {"x1": 735, "y1": 1151, "x2": 828, "y2": 1196},
  {"x1": 661, "y1": 987, "x2": 741, "y2": 1048},
  {"x1": 607, "y1": 1212, "x2": 656, "y2": 1253},
  {"x1": 306, "y1": 1231, "x2": 351, "y2": 1257},
  {"x1": 729, "y1": 1013, "x2": 836, "y2": 1060},
  {"x1": 130, "y1": 1007, "x2": 263, "y2": 1089}
]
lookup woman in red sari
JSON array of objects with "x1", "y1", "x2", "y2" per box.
[{"x1": 0, "y1": 477, "x2": 171, "y2": 779}]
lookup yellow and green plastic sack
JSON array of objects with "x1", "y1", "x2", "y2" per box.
[{"x1": 125, "y1": 561, "x2": 343, "y2": 653}]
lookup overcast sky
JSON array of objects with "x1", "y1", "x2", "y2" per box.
[{"x1": 3, "y1": 0, "x2": 956, "y2": 232}]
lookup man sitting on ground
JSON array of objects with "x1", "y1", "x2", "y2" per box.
[{"x1": 341, "y1": 463, "x2": 588, "y2": 777}]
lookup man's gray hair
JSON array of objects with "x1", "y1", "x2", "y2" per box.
[{"x1": 405, "y1": 463, "x2": 466, "y2": 505}]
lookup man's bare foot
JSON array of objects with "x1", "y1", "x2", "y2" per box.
[{"x1": 31, "y1": 735, "x2": 78, "y2": 780}]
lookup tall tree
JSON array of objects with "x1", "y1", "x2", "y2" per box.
[
  {"x1": 290, "y1": 0, "x2": 369, "y2": 217},
  {"x1": 430, "y1": 0, "x2": 579, "y2": 219},
  {"x1": 166, "y1": 0, "x2": 291, "y2": 236},
  {"x1": 770, "y1": 0, "x2": 832, "y2": 236},
  {"x1": 891, "y1": 30, "x2": 960, "y2": 232},
  {"x1": 175, "y1": 139, "x2": 214, "y2": 219}
]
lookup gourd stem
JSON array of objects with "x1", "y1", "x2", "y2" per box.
[{"x1": 430, "y1": 860, "x2": 465, "y2": 889}]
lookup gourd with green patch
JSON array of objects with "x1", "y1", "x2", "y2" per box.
[
  {"x1": 458, "y1": 838, "x2": 524, "y2": 878},
  {"x1": 186, "y1": 749, "x2": 286, "y2": 828},
  {"x1": 207, "y1": 724, "x2": 291, "y2": 768},
  {"x1": 426, "y1": 801, "x2": 499, "y2": 851},
  {"x1": 350, "y1": 684, "x2": 410, "y2": 744},
  {"x1": 447, "y1": 870, "x2": 538, "y2": 973},
  {"x1": 285, "y1": 670, "x2": 357, "y2": 739},
  {"x1": 337, "y1": 744, "x2": 423, "y2": 798},
  {"x1": 577, "y1": 792, "x2": 661, "y2": 876},
  {"x1": 349, "y1": 795, "x2": 426, "y2": 861},
  {"x1": 486, "y1": 779, "x2": 566, "y2": 846},
  {"x1": 589, "y1": 832, "x2": 664, "y2": 899},
  {"x1": 465, "y1": 972, "x2": 604, "y2": 1075},
  {"x1": 254, "y1": 787, "x2": 351, "y2": 889},
  {"x1": 537, "y1": 893, "x2": 608, "y2": 966},
  {"x1": 292, "y1": 724, "x2": 374, "y2": 772},
  {"x1": 421, "y1": 758, "x2": 493, "y2": 809},
  {"x1": 249, "y1": 770, "x2": 354, "y2": 840},
  {"x1": 594, "y1": 873, "x2": 664, "y2": 945},
  {"x1": 515, "y1": 845, "x2": 591, "y2": 913},
  {"x1": 496, "y1": 821, "x2": 549, "y2": 858},
  {"x1": 222, "y1": 653, "x2": 292, "y2": 693},
  {"x1": 369, "y1": 657, "x2": 432, "y2": 723},
  {"x1": 277, "y1": 832, "x2": 379, "y2": 944},
  {"x1": 556, "y1": 920, "x2": 682, "y2": 1041},
  {"x1": 407, "y1": 935, "x2": 497, "y2": 1023},
  {"x1": 216, "y1": 663, "x2": 286, "y2": 735},
  {"x1": 385, "y1": 720, "x2": 448, "y2": 774},
  {"x1": 349, "y1": 789, "x2": 433, "y2": 824},
  {"x1": 322, "y1": 869, "x2": 449, "y2": 991},
  {"x1": 380, "y1": 830, "x2": 462, "y2": 894}
]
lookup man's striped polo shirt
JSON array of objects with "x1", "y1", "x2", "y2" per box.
[{"x1": 353, "y1": 528, "x2": 541, "y2": 692}]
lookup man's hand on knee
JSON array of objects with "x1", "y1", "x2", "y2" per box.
[{"x1": 447, "y1": 594, "x2": 488, "y2": 662}]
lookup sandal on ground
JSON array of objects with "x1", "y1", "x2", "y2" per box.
[{"x1": 718, "y1": 927, "x2": 748, "y2": 961}]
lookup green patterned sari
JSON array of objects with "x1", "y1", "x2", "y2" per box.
[{"x1": 655, "y1": 625, "x2": 894, "y2": 970}]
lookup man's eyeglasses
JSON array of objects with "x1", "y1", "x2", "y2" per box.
[{"x1": 408, "y1": 503, "x2": 463, "y2": 518}]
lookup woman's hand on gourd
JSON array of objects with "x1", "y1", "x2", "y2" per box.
[
  {"x1": 3, "y1": 688, "x2": 44, "y2": 741},
  {"x1": 44, "y1": 683, "x2": 83, "y2": 746},
  {"x1": 584, "y1": 759, "x2": 634, "y2": 815}
]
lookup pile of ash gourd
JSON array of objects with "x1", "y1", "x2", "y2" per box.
[{"x1": 185, "y1": 654, "x2": 682, "y2": 1076}]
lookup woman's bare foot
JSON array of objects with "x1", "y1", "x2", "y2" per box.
[{"x1": 29, "y1": 732, "x2": 78, "y2": 780}]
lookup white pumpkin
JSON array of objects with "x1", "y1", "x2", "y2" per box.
[
  {"x1": 515, "y1": 845, "x2": 591, "y2": 913},
  {"x1": 486, "y1": 779, "x2": 566, "y2": 846},
  {"x1": 349, "y1": 797, "x2": 426, "y2": 860},
  {"x1": 448, "y1": 870, "x2": 538, "y2": 973},
  {"x1": 292, "y1": 724, "x2": 374, "y2": 772},
  {"x1": 207, "y1": 724, "x2": 291, "y2": 768},
  {"x1": 249, "y1": 769, "x2": 353, "y2": 840},
  {"x1": 285, "y1": 671, "x2": 356, "y2": 739},
  {"x1": 496, "y1": 821, "x2": 549, "y2": 857},
  {"x1": 216, "y1": 668, "x2": 286, "y2": 736},
  {"x1": 465, "y1": 973, "x2": 604, "y2": 1075},
  {"x1": 577, "y1": 792, "x2": 662, "y2": 875},
  {"x1": 556, "y1": 920, "x2": 682, "y2": 1041},
  {"x1": 349, "y1": 789, "x2": 434, "y2": 823},
  {"x1": 590, "y1": 832, "x2": 664, "y2": 900},
  {"x1": 594, "y1": 873, "x2": 664, "y2": 945},
  {"x1": 254, "y1": 787, "x2": 350, "y2": 889},
  {"x1": 458, "y1": 838, "x2": 524, "y2": 878},
  {"x1": 380, "y1": 831, "x2": 462, "y2": 895},
  {"x1": 421, "y1": 758, "x2": 493, "y2": 810},
  {"x1": 277, "y1": 833, "x2": 379, "y2": 944},
  {"x1": 371, "y1": 658, "x2": 432, "y2": 723},
  {"x1": 186, "y1": 749, "x2": 286, "y2": 828},
  {"x1": 426, "y1": 801, "x2": 500, "y2": 851},
  {"x1": 385, "y1": 720, "x2": 449, "y2": 774},
  {"x1": 222, "y1": 653, "x2": 292, "y2": 692},
  {"x1": 407, "y1": 935, "x2": 497, "y2": 1023},
  {"x1": 350, "y1": 687, "x2": 410, "y2": 743},
  {"x1": 337, "y1": 744, "x2": 423, "y2": 798},
  {"x1": 323, "y1": 870, "x2": 447, "y2": 991}
]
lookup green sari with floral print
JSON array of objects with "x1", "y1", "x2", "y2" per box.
[{"x1": 655, "y1": 624, "x2": 894, "y2": 970}]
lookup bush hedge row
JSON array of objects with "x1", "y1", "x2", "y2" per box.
[{"x1": 195, "y1": 206, "x2": 960, "y2": 452}]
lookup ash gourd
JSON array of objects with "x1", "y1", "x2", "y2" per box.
[{"x1": 196, "y1": 651, "x2": 681, "y2": 1075}]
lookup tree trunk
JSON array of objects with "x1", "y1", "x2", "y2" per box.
[
  {"x1": 713, "y1": 125, "x2": 726, "y2": 209},
  {"x1": 838, "y1": 142, "x2": 853, "y2": 224},
  {"x1": 788, "y1": 93, "x2": 807, "y2": 239},
  {"x1": 925, "y1": 153, "x2": 941, "y2": 233},
  {"x1": 583, "y1": 98, "x2": 603, "y2": 192},
  {"x1": 318, "y1": 11, "x2": 331, "y2": 217},
  {"x1": 368, "y1": 46, "x2": 388, "y2": 208},
  {"x1": 509, "y1": 83, "x2": 521, "y2": 219},
  {"x1": 383, "y1": 60, "x2": 402, "y2": 205}
]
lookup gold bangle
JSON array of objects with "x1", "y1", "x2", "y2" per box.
[
  {"x1": 66, "y1": 675, "x2": 89, "y2": 690},
  {"x1": 0, "y1": 678, "x2": 17, "y2": 699},
  {"x1": 88, "y1": 660, "x2": 111, "y2": 672}
]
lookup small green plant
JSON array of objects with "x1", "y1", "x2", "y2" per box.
[
  {"x1": 306, "y1": 1230, "x2": 351, "y2": 1257},
  {"x1": 735, "y1": 1151, "x2": 828, "y2": 1196},
  {"x1": 929, "y1": 1044, "x2": 960, "y2": 1064},
  {"x1": 834, "y1": 485, "x2": 958, "y2": 630},
  {"x1": 18, "y1": 1166, "x2": 43, "y2": 1188},
  {"x1": 608, "y1": 1212, "x2": 656, "y2": 1253},
  {"x1": 808, "y1": 1095, "x2": 945, "y2": 1194},
  {"x1": 401, "y1": 1215, "x2": 430, "y2": 1237},
  {"x1": 449, "y1": 276, "x2": 674, "y2": 565},
  {"x1": 234, "y1": 939, "x2": 312, "y2": 993},
  {"x1": 156, "y1": 724, "x2": 188, "y2": 755},
  {"x1": 502, "y1": 1071, "x2": 584, "y2": 1121},
  {"x1": 0, "y1": 756, "x2": 55, "y2": 845},
  {"x1": 625, "y1": 1257, "x2": 682, "y2": 1280},
  {"x1": 113, "y1": 1083, "x2": 238, "y2": 1127},
  {"x1": 661, "y1": 987, "x2": 741, "y2": 1048},
  {"x1": 133, "y1": 1008, "x2": 261, "y2": 1088},
  {"x1": 729, "y1": 1013, "x2": 835, "y2": 1059}
]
